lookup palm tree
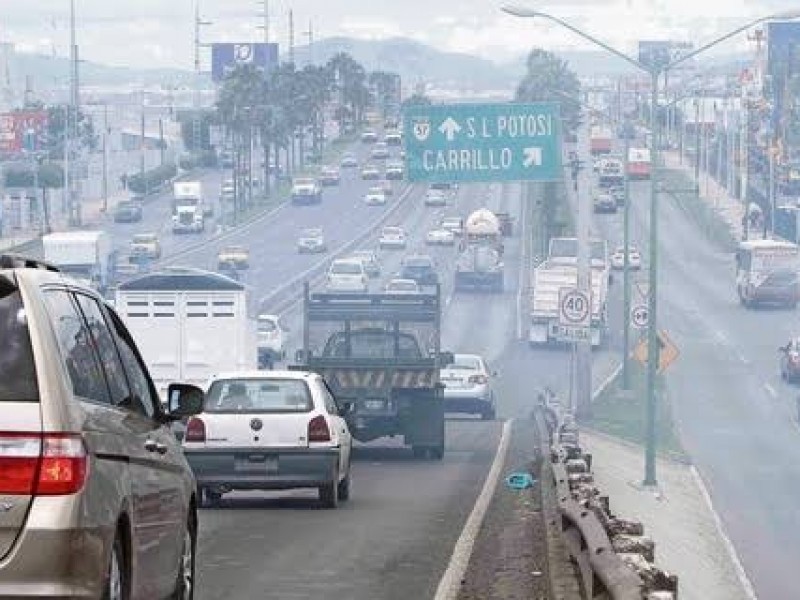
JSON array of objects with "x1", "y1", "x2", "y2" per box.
[{"x1": 327, "y1": 52, "x2": 370, "y2": 126}]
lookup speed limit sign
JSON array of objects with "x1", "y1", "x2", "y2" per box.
[{"x1": 559, "y1": 288, "x2": 591, "y2": 327}]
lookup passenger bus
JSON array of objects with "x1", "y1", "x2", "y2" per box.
[
  {"x1": 627, "y1": 147, "x2": 652, "y2": 180},
  {"x1": 735, "y1": 239, "x2": 800, "y2": 308}
]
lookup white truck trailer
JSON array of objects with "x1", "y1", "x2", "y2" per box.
[
  {"x1": 42, "y1": 230, "x2": 114, "y2": 292},
  {"x1": 454, "y1": 208, "x2": 505, "y2": 292},
  {"x1": 528, "y1": 237, "x2": 610, "y2": 348},
  {"x1": 172, "y1": 181, "x2": 206, "y2": 234},
  {"x1": 115, "y1": 267, "x2": 257, "y2": 397}
]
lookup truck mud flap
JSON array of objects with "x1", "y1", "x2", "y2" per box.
[{"x1": 403, "y1": 392, "x2": 444, "y2": 449}]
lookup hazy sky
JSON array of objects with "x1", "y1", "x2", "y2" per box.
[{"x1": 1, "y1": 0, "x2": 795, "y2": 69}]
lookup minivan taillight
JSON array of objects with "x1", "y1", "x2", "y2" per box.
[
  {"x1": 185, "y1": 418, "x2": 206, "y2": 443},
  {"x1": 0, "y1": 433, "x2": 87, "y2": 496},
  {"x1": 308, "y1": 415, "x2": 331, "y2": 443}
]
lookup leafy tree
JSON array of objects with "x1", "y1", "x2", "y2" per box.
[
  {"x1": 516, "y1": 48, "x2": 581, "y2": 135},
  {"x1": 402, "y1": 93, "x2": 433, "y2": 109},
  {"x1": 327, "y1": 52, "x2": 370, "y2": 126}
]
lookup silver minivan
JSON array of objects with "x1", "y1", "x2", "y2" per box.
[{"x1": 0, "y1": 255, "x2": 204, "y2": 599}]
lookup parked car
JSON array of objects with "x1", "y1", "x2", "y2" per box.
[
  {"x1": 183, "y1": 371, "x2": 352, "y2": 508},
  {"x1": 440, "y1": 353, "x2": 497, "y2": 419},
  {"x1": 0, "y1": 254, "x2": 203, "y2": 598},
  {"x1": 113, "y1": 199, "x2": 143, "y2": 223},
  {"x1": 399, "y1": 254, "x2": 438, "y2": 285},
  {"x1": 297, "y1": 227, "x2": 327, "y2": 253}
]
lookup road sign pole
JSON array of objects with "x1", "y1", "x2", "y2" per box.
[
  {"x1": 644, "y1": 70, "x2": 660, "y2": 487},
  {"x1": 622, "y1": 118, "x2": 632, "y2": 390},
  {"x1": 576, "y1": 113, "x2": 592, "y2": 420}
]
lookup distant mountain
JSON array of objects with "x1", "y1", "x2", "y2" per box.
[
  {"x1": 5, "y1": 50, "x2": 195, "y2": 91},
  {"x1": 294, "y1": 37, "x2": 520, "y2": 92}
]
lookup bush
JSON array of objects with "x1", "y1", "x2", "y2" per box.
[
  {"x1": 127, "y1": 163, "x2": 177, "y2": 194},
  {"x1": 4, "y1": 162, "x2": 65, "y2": 188}
]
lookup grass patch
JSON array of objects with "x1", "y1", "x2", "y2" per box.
[
  {"x1": 659, "y1": 168, "x2": 738, "y2": 252},
  {"x1": 586, "y1": 361, "x2": 687, "y2": 462}
]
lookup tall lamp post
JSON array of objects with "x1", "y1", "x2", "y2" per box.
[{"x1": 502, "y1": 4, "x2": 800, "y2": 486}]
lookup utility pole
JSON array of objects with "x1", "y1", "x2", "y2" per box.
[
  {"x1": 101, "y1": 103, "x2": 108, "y2": 212},
  {"x1": 257, "y1": 0, "x2": 270, "y2": 44},
  {"x1": 289, "y1": 10, "x2": 295, "y2": 65},
  {"x1": 575, "y1": 111, "x2": 592, "y2": 419},
  {"x1": 140, "y1": 91, "x2": 146, "y2": 196},
  {"x1": 621, "y1": 122, "x2": 632, "y2": 390},
  {"x1": 305, "y1": 20, "x2": 314, "y2": 66},
  {"x1": 193, "y1": 2, "x2": 211, "y2": 156},
  {"x1": 67, "y1": 0, "x2": 81, "y2": 226}
]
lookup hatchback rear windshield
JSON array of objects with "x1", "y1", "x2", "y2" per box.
[
  {"x1": 0, "y1": 281, "x2": 39, "y2": 401},
  {"x1": 205, "y1": 378, "x2": 312, "y2": 413}
]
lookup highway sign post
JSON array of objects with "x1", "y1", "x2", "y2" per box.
[
  {"x1": 631, "y1": 304, "x2": 649, "y2": 329},
  {"x1": 403, "y1": 102, "x2": 562, "y2": 183},
  {"x1": 558, "y1": 288, "x2": 591, "y2": 342}
]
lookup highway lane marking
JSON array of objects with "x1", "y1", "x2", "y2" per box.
[
  {"x1": 764, "y1": 383, "x2": 777, "y2": 399},
  {"x1": 690, "y1": 466, "x2": 759, "y2": 600},
  {"x1": 433, "y1": 418, "x2": 513, "y2": 600}
]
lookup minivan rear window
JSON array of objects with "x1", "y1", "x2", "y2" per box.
[{"x1": 0, "y1": 283, "x2": 39, "y2": 401}]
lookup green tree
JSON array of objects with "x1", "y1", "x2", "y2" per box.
[
  {"x1": 402, "y1": 93, "x2": 433, "y2": 109},
  {"x1": 327, "y1": 52, "x2": 370, "y2": 126},
  {"x1": 369, "y1": 71, "x2": 401, "y2": 117},
  {"x1": 515, "y1": 48, "x2": 581, "y2": 135}
]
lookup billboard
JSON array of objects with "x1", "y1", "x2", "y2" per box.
[
  {"x1": 637, "y1": 41, "x2": 694, "y2": 71},
  {"x1": 211, "y1": 43, "x2": 279, "y2": 83},
  {"x1": 0, "y1": 110, "x2": 48, "y2": 155}
]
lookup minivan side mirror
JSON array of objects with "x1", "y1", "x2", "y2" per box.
[{"x1": 166, "y1": 383, "x2": 204, "y2": 419}]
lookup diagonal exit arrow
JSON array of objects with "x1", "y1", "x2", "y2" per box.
[
  {"x1": 523, "y1": 147, "x2": 542, "y2": 167},
  {"x1": 438, "y1": 117, "x2": 461, "y2": 142}
]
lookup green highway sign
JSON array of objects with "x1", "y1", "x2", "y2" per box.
[{"x1": 403, "y1": 102, "x2": 562, "y2": 183}]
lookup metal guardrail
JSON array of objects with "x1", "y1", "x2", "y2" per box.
[{"x1": 536, "y1": 392, "x2": 679, "y2": 599}]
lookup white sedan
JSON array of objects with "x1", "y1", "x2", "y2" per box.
[
  {"x1": 182, "y1": 371, "x2": 353, "y2": 508},
  {"x1": 378, "y1": 226, "x2": 407, "y2": 249},
  {"x1": 426, "y1": 228, "x2": 456, "y2": 246},
  {"x1": 364, "y1": 187, "x2": 387, "y2": 206},
  {"x1": 610, "y1": 245, "x2": 642, "y2": 270},
  {"x1": 385, "y1": 278, "x2": 421, "y2": 294}
]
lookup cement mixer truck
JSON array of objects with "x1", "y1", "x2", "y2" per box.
[{"x1": 454, "y1": 208, "x2": 504, "y2": 292}]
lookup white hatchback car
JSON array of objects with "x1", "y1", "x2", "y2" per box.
[
  {"x1": 326, "y1": 258, "x2": 369, "y2": 292},
  {"x1": 183, "y1": 371, "x2": 353, "y2": 508},
  {"x1": 426, "y1": 228, "x2": 456, "y2": 246},
  {"x1": 379, "y1": 226, "x2": 407, "y2": 249},
  {"x1": 610, "y1": 245, "x2": 642, "y2": 270},
  {"x1": 364, "y1": 187, "x2": 387, "y2": 206}
]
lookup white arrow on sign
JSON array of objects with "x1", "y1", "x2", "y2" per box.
[
  {"x1": 438, "y1": 117, "x2": 461, "y2": 141},
  {"x1": 523, "y1": 147, "x2": 543, "y2": 167}
]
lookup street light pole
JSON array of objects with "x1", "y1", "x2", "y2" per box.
[{"x1": 622, "y1": 124, "x2": 632, "y2": 390}]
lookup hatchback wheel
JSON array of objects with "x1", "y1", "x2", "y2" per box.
[
  {"x1": 171, "y1": 517, "x2": 196, "y2": 600},
  {"x1": 337, "y1": 464, "x2": 351, "y2": 501},
  {"x1": 104, "y1": 533, "x2": 128, "y2": 600},
  {"x1": 319, "y1": 472, "x2": 340, "y2": 509}
]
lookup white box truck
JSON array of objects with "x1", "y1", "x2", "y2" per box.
[
  {"x1": 115, "y1": 268, "x2": 257, "y2": 398},
  {"x1": 172, "y1": 181, "x2": 206, "y2": 233},
  {"x1": 42, "y1": 230, "x2": 114, "y2": 292}
]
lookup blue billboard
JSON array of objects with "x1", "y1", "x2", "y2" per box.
[{"x1": 211, "y1": 43, "x2": 279, "y2": 83}]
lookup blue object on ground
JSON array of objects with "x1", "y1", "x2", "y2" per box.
[{"x1": 505, "y1": 472, "x2": 536, "y2": 490}]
